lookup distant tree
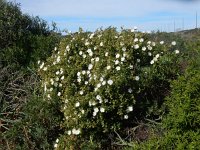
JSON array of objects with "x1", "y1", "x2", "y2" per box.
[{"x1": 0, "y1": 0, "x2": 61, "y2": 67}]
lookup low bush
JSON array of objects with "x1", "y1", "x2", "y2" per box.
[
  {"x1": 123, "y1": 42, "x2": 200, "y2": 150},
  {"x1": 0, "y1": 66, "x2": 63, "y2": 150},
  {"x1": 38, "y1": 27, "x2": 182, "y2": 149}
]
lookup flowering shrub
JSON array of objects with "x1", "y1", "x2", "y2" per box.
[{"x1": 38, "y1": 27, "x2": 181, "y2": 149}]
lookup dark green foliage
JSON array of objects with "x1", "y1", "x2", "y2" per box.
[
  {"x1": 123, "y1": 41, "x2": 200, "y2": 150},
  {"x1": 0, "y1": 65, "x2": 63, "y2": 150},
  {"x1": 1, "y1": 90, "x2": 63, "y2": 150},
  {"x1": 0, "y1": 1, "x2": 61, "y2": 149},
  {"x1": 0, "y1": 0, "x2": 61, "y2": 67}
]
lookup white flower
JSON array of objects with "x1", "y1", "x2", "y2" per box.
[
  {"x1": 93, "y1": 112, "x2": 97, "y2": 116},
  {"x1": 97, "y1": 83, "x2": 101, "y2": 88},
  {"x1": 37, "y1": 60, "x2": 40, "y2": 64},
  {"x1": 85, "y1": 41, "x2": 90, "y2": 46},
  {"x1": 105, "y1": 52, "x2": 109, "y2": 56},
  {"x1": 107, "y1": 79, "x2": 113, "y2": 85},
  {"x1": 94, "y1": 107, "x2": 99, "y2": 113},
  {"x1": 91, "y1": 58, "x2": 94, "y2": 62},
  {"x1": 47, "y1": 94, "x2": 51, "y2": 99},
  {"x1": 122, "y1": 47, "x2": 126, "y2": 51},
  {"x1": 56, "y1": 71, "x2": 60, "y2": 75},
  {"x1": 150, "y1": 60, "x2": 154, "y2": 64},
  {"x1": 115, "y1": 60, "x2": 119, "y2": 65},
  {"x1": 57, "y1": 92, "x2": 61, "y2": 97},
  {"x1": 129, "y1": 65, "x2": 133, "y2": 69},
  {"x1": 75, "y1": 102, "x2": 80, "y2": 107},
  {"x1": 116, "y1": 53, "x2": 120, "y2": 59},
  {"x1": 40, "y1": 62, "x2": 44, "y2": 69},
  {"x1": 99, "y1": 99, "x2": 103, "y2": 103},
  {"x1": 83, "y1": 54, "x2": 86, "y2": 58},
  {"x1": 56, "y1": 139, "x2": 59, "y2": 143},
  {"x1": 67, "y1": 130, "x2": 72, "y2": 135},
  {"x1": 100, "y1": 42, "x2": 103, "y2": 46},
  {"x1": 175, "y1": 50, "x2": 180, "y2": 54},
  {"x1": 120, "y1": 42, "x2": 124, "y2": 46},
  {"x1": 79, "y1": 90, "x2": 84, "y2": 95},
  {"x1": 50, "y1": 79, "x2": 54, "y2": 84},
  {"x1": 60, "y1": 68, "x2": 63, "y2": 74},
  {"x1": 98, "y1": 77, "x2": 102, "y2": 82},
  {"x1": 82, "y1": 70, "x2": 86, "y2": 75},
  {"x1": 153, "y1": 57, "x2": 158, "y2": 62},
  {"x1": 93, "y1": 74, "x2": 97, "y2": 80},
  {"x1": 134, "y1": 44, "x2": 139, "y2": 49},
  {"x1": 116, "y1": 66, "x2": 121, "y2": 71},
  {"x1": 85, "y1": 81, "x2": 88, "y2": 85},
  {"x1": 148, "y1": 52, "x2": 152, "y2": 56},
  {"x1": 142, "y1": 47, "x2": 146, "y2": 51},
  {"x1": 77, "y1": 72, "x2": 81, "y2": 76},
  {"x1": 54, "y1": 47, "x2": 57, "y2": 51},
  {"x1": 128, "y1": 106, "x2": 133, "y2": 112},
  {"x1": 137, "y1": 59, "x2": 140, "y2": 63},
  {"x1": 89, "y1": 101, "x2": 96, "y2": 106},
  {"x1": 43, "y1": 67, "x2": 47, "y2": 71},
  {"x1": 61, "y1": 76, "x2": 64, "y2": 80},
  {"x1": 107, "y1": 65, "x2": 111, "y2": 70},
  {"x1": 135, "y1": 76, "x2": 140, "y2": 81},
  {"x1": 79, "y1": 51, "x2": 83, "y2": 55},
  {"x1": 152, "y1": 42, "x2": 156, "y2": 46},
  {"x1": 50, "y1": 87, "x2": 53, "y2": 91},
  {"x1": 100, "y1": 107, "x2": 105, "y2": 112},
  {"x1": 124, "y1": 115, "x2": 128, "y2": 119},
  {"x1": 81, "y1": 110, "x2": 85, "y2": 114},
  {"x1": 155, "y1": 54, "x2": 160, "y2": 58},
  {"x1": 139, "y1": 38, "x2": 144, "y2": 43},
  {"x1": 89, "y1": 52, "x2": 93, "y2": 56},
  {"x1": 95, "y1": 57, "x2": 100, "y2": 62},
  {"x1": 128, "y1": 88, "x2": 133, "y2": 93},
  {"x1": 59, "y1": 83, "x2": 62, "y2": 87},
  {"x1": 77, "y1": 78, "x2": 81, "y2": 83},
  {"x1": 88, "y1": 64, "x2": 93, "y2": 70},
  {"x1": 96, "y1": 95, "x2": 102, "y2": 100},
  {"x1": 56, "y1": 56, "x2": 60, "y2": 63},
  {"x1": 134, "y1": 38, "x2": 138, "y2": 42},
  {"x1": 54, "y1": 82, "x2": 58, "y2": 87},
  {"x1": 44, "y1": 83, "x2": 47, "y2": 92},
  {"x1": 147, "y1": 45, "x2": 152, "y2": 50},
  {"x1": 72, "y1": 128, "x2": 80, "y2": 135},
  {"x1": 54, "y1": 143, "x2": 58, "y2": 148},
  {"x1": 147, "y1": 41, "x2": 151, "y2": 45},
  {"x1": 89, "y1": 33, "x2": 94, "y2": 39},
  {"x1": 102, "y1": 81, "x2": 106, "y2": 85},
  {"x1": 87, "y1": 49, "x2": 92, "y2": 54},
  {"x1": 160, "y1": 41, "x2": 164, "y2": 45},
  {"x1": 66, "y1": 45, "x2": 70, "y2": 51},
  {"x1": 121, "y1": 57, "x2": 125, "y2": 62},
  {"x1": 171, "y1": 41, "x2": 176, "y2": 46}
]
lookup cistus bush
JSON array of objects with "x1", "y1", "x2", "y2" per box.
[
  {"x1": 38, "y1": 27, "x2": 181, "y2": 149},
  {"x1": 130, "y1": 60, "x2": 200, "y2": 150}
]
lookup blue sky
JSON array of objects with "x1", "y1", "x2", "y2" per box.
[{"x1": 9, "y1": 0, "x2": 200, "y2": 32}]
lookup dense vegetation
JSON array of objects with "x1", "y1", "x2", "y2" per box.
[{"x1": 1, "y1": 0, "x2": 200, "y2": 149}]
